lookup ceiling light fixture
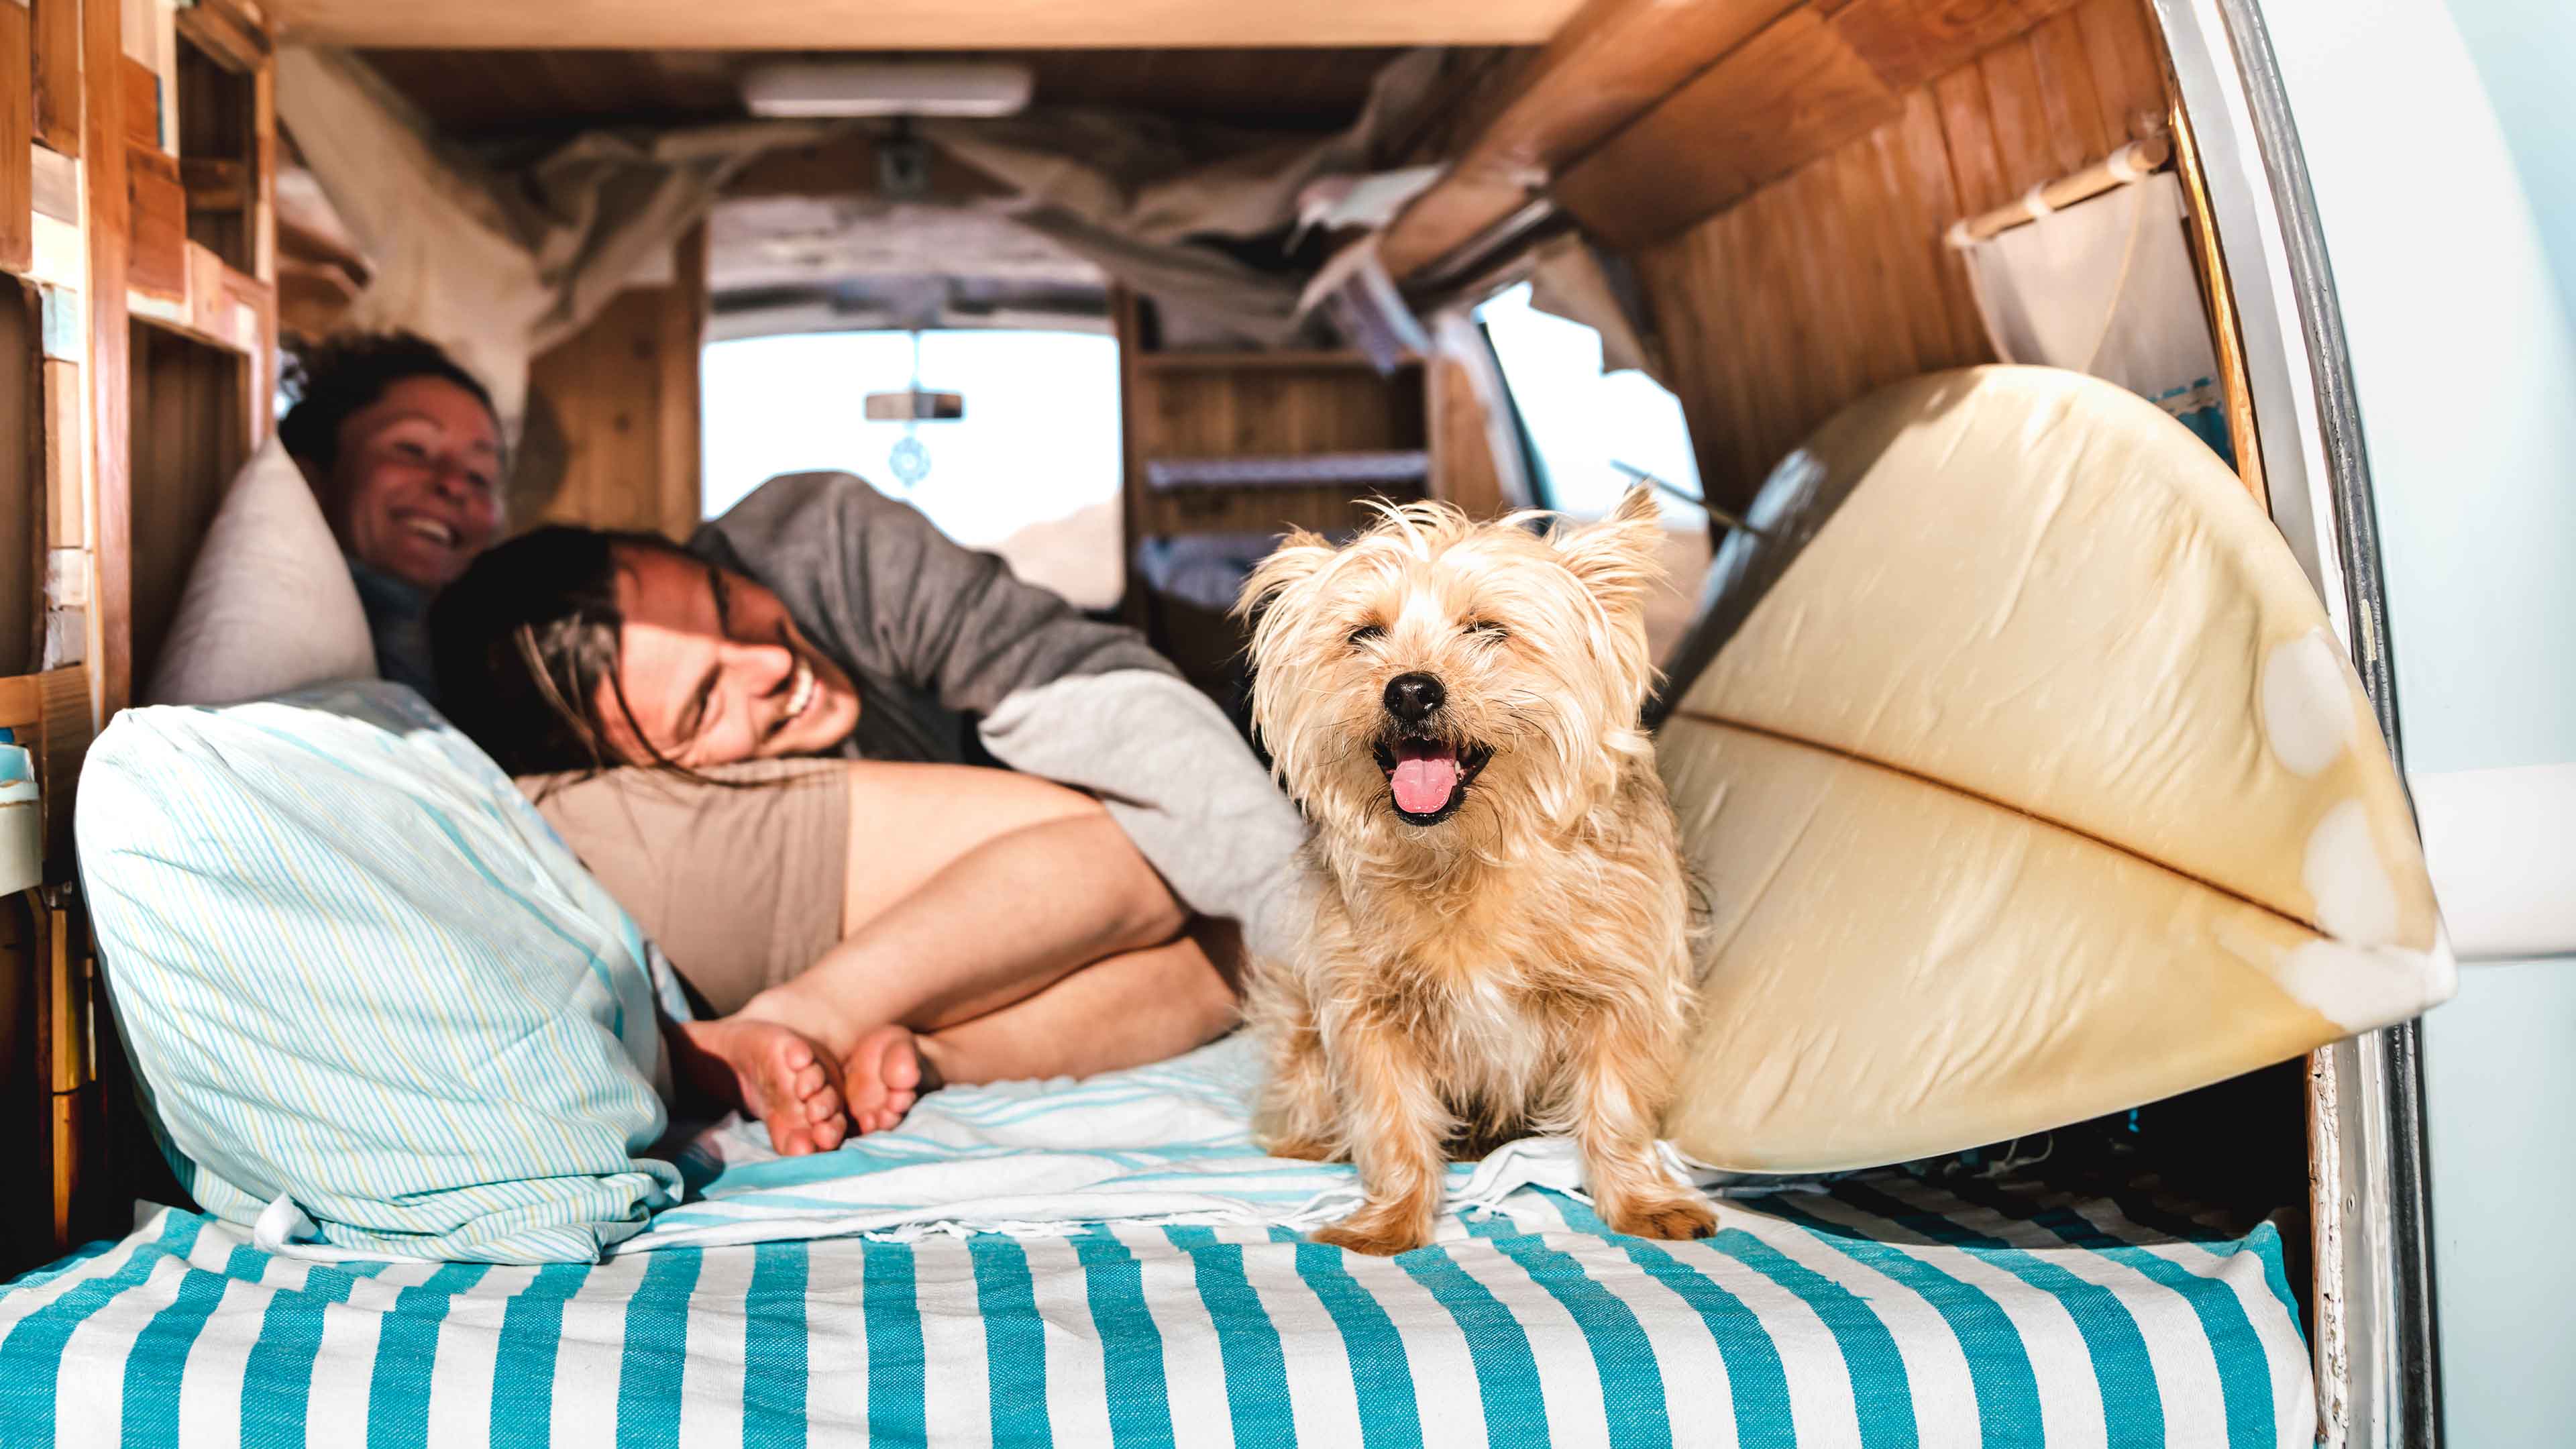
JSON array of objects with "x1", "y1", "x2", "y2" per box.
[{"x1": 743, "y1": 61, "x2": 1036, "y2": 119}]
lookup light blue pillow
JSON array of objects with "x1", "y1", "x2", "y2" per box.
[{"x1": 76, "y1": 682, "x2": 691, "y2": 1263}]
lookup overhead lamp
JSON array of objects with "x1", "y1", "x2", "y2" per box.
[{"x1": 743, "y1": 61, "x2": 1035, "y2": 119}]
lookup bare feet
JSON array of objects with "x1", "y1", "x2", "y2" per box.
[
  {"x1": 843, "y1": 1023, "x2": 940, "y2": 1135},
  {"x1": 671, "y1": 1016, "x2": 849, "y2": 1156}
]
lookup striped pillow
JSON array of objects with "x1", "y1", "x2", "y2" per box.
[{"x1": 76, "y1": 682, "x2": 690, "y2": 1263}]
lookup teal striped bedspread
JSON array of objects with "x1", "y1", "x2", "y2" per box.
[{"x1": 3, "y1": 1169, "x2": 2309, "y2": 1446}]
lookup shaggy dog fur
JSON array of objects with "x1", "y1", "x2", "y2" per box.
[{"x1": 1236, "y1": 488, "x2": 1716, "y2": 1255}]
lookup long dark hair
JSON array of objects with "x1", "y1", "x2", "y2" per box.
[{"x1": 429, "y1": 525, "x2": 711, "y2": 780}]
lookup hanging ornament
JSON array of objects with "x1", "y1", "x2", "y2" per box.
[
  {"x1": 889, "y1": 434, "x2": 932, "y2": 487},
  {"x1": 892, "y1": 329, "x2": 932, "y2": 490}
]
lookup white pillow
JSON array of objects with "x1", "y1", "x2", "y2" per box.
[
  {"x1": 144, "y1": 433, "x2": 376, "y2": 706},
  {"x1": 80, "y1": 682, "x2": 688, "y2": 1261}
]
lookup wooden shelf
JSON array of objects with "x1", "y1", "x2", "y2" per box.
[
  {"x1": 1140, "y1": 348, "x2": 1407, "y2": 375},
  {"x1": 1146, "y1": 450, "x2": 1430, "y2": 493}
]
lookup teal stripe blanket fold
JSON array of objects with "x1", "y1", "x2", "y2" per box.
[{"x1": 3, "y1": 1177, "x2": 2312, "y2": 1447}]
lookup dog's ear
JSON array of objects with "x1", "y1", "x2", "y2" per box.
[
  {"x1": 1234, "y1": 529, "x2": 1339, "y2": 619},
  {"x1": 1550, "y1": 486, "x2": 1668, "y2": 614}
]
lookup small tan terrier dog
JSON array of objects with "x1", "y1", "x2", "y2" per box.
[{"x1": 1236, "y1": 487, "x2": 1716, "y2": 1255}]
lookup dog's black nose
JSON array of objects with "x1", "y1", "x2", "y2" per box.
[{"x1": 1383, "y1": 673, "x2": 1444, "y2": 723}]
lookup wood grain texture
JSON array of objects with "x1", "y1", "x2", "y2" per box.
[
  {"x1": 126, "y1": 320, "x2": 246, "y2": 692},
  {"x1": 2074, "y1": 0, "x2": 2166, "y2": 142},
  {"x1": 89, "y1": 0, "x2": 135, "y2": 719},
  {"x1": 172, "y1": 0, "x2": 270, "y2": 73},
  {"x1": 1627, "y1": 0, "x2": 2169, "y2": 516},
  {"x1": 267, "y1": 0, "x2": 1587, "y2": 49},
  {"x1": 0, "y1": 5, "x2": 30, "y2": 276},
  {"x1": 1555, "y1": 7, "x2": 1903, "y2": 250},
  {"x1": 1379, "y1": 0, "x2": 1799, "y2": 278},
  {"x1": 123, "y1": 143, "x2": 183, "y2": 300},
  {"x1": 42, "y1": 357, "x2": 78, "y2": 549},
  {"x1": 119, "y1": 54, "x2": 155, "y2": 150},
  {"x1": 1829, "y1": 0, "x2": 2077, "y2": 90},
  {"x1": 31, "y1": 0, "x2": 79, "y2": 157},
  {"x1": 524, "y1": 233, "x2": 707, "y2": 540}
]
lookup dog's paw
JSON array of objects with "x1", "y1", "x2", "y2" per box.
[
  {"x1": 1313, "y1": 1220, "x2": 1428, "y2": 1256},
  {"x1": 1606, "y1": 1195, "x2": 1719, "y2": 1242}
]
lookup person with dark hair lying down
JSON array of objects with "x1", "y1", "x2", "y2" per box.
[
  {"x1": 280, "y1": 331, "x2": 505, "y2": 705},
  {"x1": 432, "y1": 473, "x2": 1308, "y2": 1149}
]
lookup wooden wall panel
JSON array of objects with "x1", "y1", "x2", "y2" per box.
[
  {"x1": 0, "y1": 3, "x2": 33, "y2": 276},
  {"x1": 126, "y1": 321, "x2": 247, "y2": 690},
  {"x1": 0, "y1": 286, "x2": 39, "y2": 676},
  {"x1": 32, "y1": 0, "x2": 80, "y2": 157},
  {"x1": 1556, "y1": 7, "x2": 1902, "y2": 248},
  {"x1": 124, "y1": 146, "x2": 185, "y2": 300},
  {"x1": 1427, "y1": 347, "x2": 1511, "y2": 518},
  {"x1": 1629, "y1": 0, "x2": 2169, "y2": 515},
  {"x1": 89, "y1": 0, "x2": 136, "y2": 717},
  {"x1": 523, "y1": 226, "x2": 707, "y2": 540},
  {"x1": 1553, "y1": 0, "x2": 2097, "y2": 250}
]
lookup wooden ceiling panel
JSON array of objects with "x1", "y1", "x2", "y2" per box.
[
  {"x1": 1379, "y1": 0, "x2": 1799, "y2": 278},
  {"x1": 1829, "y1": 0, "x2": 2068, "y2": 91},
  {"x1": 1548, "y1": 0, "x2": 2090, "y2": 250},
  {"x1": 1554, "y1": 7, "x2": 1902, "y2": 249},
  {"x1": 362, "y1": 47, "x2": 1440, "y2": 139},
  {"x1": 274, "y1": 0, "x2": 1584, "y2": 50}
]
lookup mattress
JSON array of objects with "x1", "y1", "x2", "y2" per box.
[{"x1": 2, "y1": 1175, "x2": 2310, "y2": 1447}]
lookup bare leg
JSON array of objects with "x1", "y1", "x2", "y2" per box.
[
  {"x1": 731, "y1": 761, "x2": 1227, "y2": 1131},
  {"x1": 919, "y1": 918, "x2": 1242, "y2": 1086}
]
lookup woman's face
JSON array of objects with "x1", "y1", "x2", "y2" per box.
[
  {"x1": 600, "y1": 543, "x2": 863, "y2": 769},
  {"x1": 314, "y1": 376, "x2": 504, "y2": 590}
]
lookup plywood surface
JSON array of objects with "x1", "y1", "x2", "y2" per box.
[
  {"x1": 1629, "y1": 0, "x2": 2169, "y2": 515},
  {"x1": 1380, "y1": 0, "x2": 1796, "y2": 279},
  {"x1": 89, "y1": 0, "x2": 138, "y2": 716},
  {"x1": 1553, "y1": 0, "x2": 2094, "y2": 250},
  {"x1": 32, "y1": 0, "x2": 81, "y2": 158},
  {"x1": 268, "y1": 0, "x2": 1586, "y2": 50},
  {"x1": 126, "y1": 321, "x2": 247, "y2": 692},
  {"x1": 524, "y1": 226, "x2": 707, "y2": 539}
]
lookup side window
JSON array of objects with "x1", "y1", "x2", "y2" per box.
[
  {"x1": 1474, "y1": 282, "x2": 1707, "y2": 531},
  {"x1": 700, "y1": 330, "x2": 1125, "y2": 610},
  {"x1": 1473, "y1": 283, "x2": 1712, "y2": 662}
]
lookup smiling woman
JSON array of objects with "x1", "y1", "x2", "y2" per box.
[{"x1": 280, "y1": 332, "x2": 508, "y2": 700}]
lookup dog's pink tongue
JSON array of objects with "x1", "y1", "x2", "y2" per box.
[{"x1": 1391, "y1": 745, "x2": 1461, "y2": 814}]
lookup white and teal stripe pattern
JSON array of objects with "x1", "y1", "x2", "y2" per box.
[
  {"x1": 76, "y1": 684, "x2": 696, "y2": 1265},
  {"x1": 1, "y1": 1173, "x2": 2311, "y2": 1446}
]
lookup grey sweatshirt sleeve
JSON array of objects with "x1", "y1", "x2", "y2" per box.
[{"x1": 699, "y1": 472, "x2": 1311, "y2": 961}]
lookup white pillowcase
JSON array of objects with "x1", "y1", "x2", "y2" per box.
[{"x1": 144, "y1": 433, "x2": 376, "y2": 706}]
